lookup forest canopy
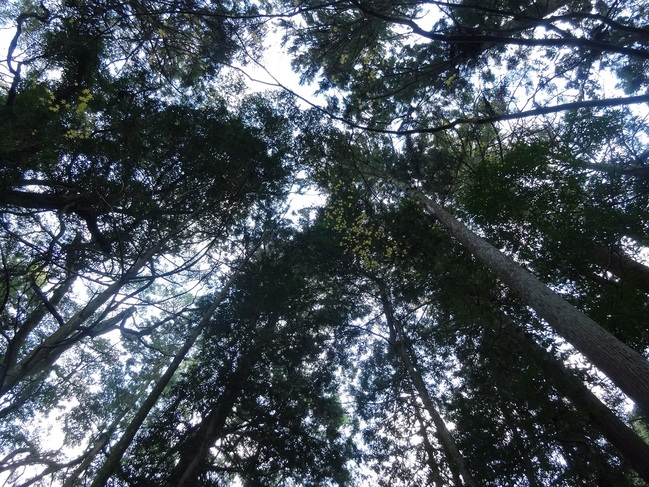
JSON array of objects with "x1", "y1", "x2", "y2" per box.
[{"x1": 1, "y1": 0, "x2": 648, "y2": 485}]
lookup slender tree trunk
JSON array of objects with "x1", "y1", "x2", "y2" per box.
[
  {"x1": 378, "y1": 281, "x2": 477, "y2": 487},
  {"x1": 0, "y1": 274, "x2": 77, "y2": 394},
  {"x1": 493, "y1": 378, "x2": 540, "y2": 487},
  {"x1": 413, "y1": 399, "x2": 446, "y2": 487},
  {"x1": 416, "y1": 192, "x2": 649, "y2": 418},
  {"x1": 0, "y1": 307, "x2": 135, "y2": 421},
  {"x1": 589, "y1": 244, "x2": 649, "y2": 293},
  {"x1": 574, "y1": 161, "x2": 649, "y2": 179},
  {"x1": 61, "y1": 374, "x2": 159, "y2": 487},
  {"x1": 0, "y1": 234, "x2": 81, "y2": 390},
  {"x1": 173, "y1": 384, "x2": 241, "y2": 486},
  {"x1": 173, "y1": 309, "x2": 280, "y2": 486},
  {"x1": 503, "y1": 326, "x2": 649, "y2": 483},
  {"x1": 0, "y1": 204, "x2": 208, "y2": 397},
  {"x1": 89, "y1": 268, "x2": 242, "y2": 487}
]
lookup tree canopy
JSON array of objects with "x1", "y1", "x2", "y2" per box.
[{"x1": 1, "y1": 0, "x2": 648, "y2": 485}]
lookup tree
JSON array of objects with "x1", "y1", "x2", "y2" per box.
[
  {"x1": 376, "y1": 279, "x2": 477, "y2": 487},
  {"x1": 0, "y1": 2, "x2": 297, "y2": 484},
  {"x1": 283, "y1": 0, "x2": 649, "y2": 134},
  {"x1": 298, "y1": 123, "x2": 649, "y2": 482},
  {"x1": 3, "y1": 0, "x2": 649, "y2": 484},
  {"x1": 110, "y1": 227, "x2": 358, "y2": 487},
  {"x1": 414, "y1": 191, "x2": 649, "y2": 417}
]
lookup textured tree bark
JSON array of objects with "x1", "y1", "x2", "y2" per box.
[
  {"x1": 504, "y1": 326, "x2": 649, "y2": 484},
  {"x1": 589, "y1": 244, "x2": 649, "y2": 293},
  {"x1": 416, "y1": 192, "x2": 649, "y2": 418},
  {"x1": 378, "y1": 282, "x2": 477, "y2": 487}
]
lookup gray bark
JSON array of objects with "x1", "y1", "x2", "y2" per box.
[
  {"x1": 416, "y1": 192, "x2": 649, "y2": 418},
  {"x1": 589, "y1": 244, "x2": 649, "y2": 294},
  {"x1": 505, "y1": 326, "x2": 649, "y2": 484}
]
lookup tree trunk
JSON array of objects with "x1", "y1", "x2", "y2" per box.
[
  {"x1": 503, "y1": 326, "x2": 649, "y2": 484},
  {"x1": 413, "y1": 399, "x2": 446, "y2": 487},
  {"x1": 0, "y1": 273, "x2": 77, "y2": 395},
  {"x1": 378, "y1": 281, "x2": 477, "y2": 487},
  {"x1": 89, "y1": 268, "x2": 241, "y2": 487},
  {"x1": 0, "y1": 204, "x2": 208, "y2": 397},
  {"x1": 416, "y1": 192, "x2": 649, "y2": 418},
  {"x1": 61, "y1": 375, "x2": 156, "y2": 487},
  {"x1": 574, "y1": 161, "x2": 649, "y2": 179},
  {"x1": 589, "y1": 244, "x2": 649, "y2": 294},
  {"x1": 173, "y1": 382, "x2": 242, "y2": 486},
  {"x1": 497, "y1": 395, "x2": 540, "y2": 487}
]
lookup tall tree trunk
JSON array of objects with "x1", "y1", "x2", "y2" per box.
[
  {"x1": 573, "y1": 161, "x2": 649, "y2": 179},
  {"x1": 501, "y1": 326, "x2": 649, "y2": 483},
  {"x1": 173, "y1": 380, "x2": 244, "y2": 486},
  {"x1": 496, "y1": 393, "x2": 540, "y2": 487},
  {"x1": 89, "y1": 268, "x2": 242, "y2": 487},
  {"x1": 173, "y1": 398, "x2": 237, "y2": 487},
  {"x1": 412, "y1": 399, "x2": 446, "y2": 487},
  {"x1": 0, "y1": 307, "x2": 135, "y2": 421},
  {"x1": 173, "y1": 318, "x2": 279, "y2": 486},
  {"x1": 589, "y1": 244, "x2": 649, "y2": 293},
  {"x1": 378, "y1": 281, "x2": 477, "y2": 487},
  {"x1": 416, "y1": 192, "x2": 649, "y2": 418},
  {"x1": 61, "y1": 375, "x2": 156, "y2": 487}
]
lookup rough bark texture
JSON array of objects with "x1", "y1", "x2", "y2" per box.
[
  {"x1": 416, "y1": 192, "x2": 649, "y2": 418},
  {"x1": 589, "y1": 244, "x2": 649, "y2": 293},
  {"x1": 505, "y1": 327, "x2": 649, "y2": 484}
]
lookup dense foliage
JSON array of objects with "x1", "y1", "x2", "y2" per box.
[{"x1": 1, "y1": 0, "x2": 648, "y2": 485}]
